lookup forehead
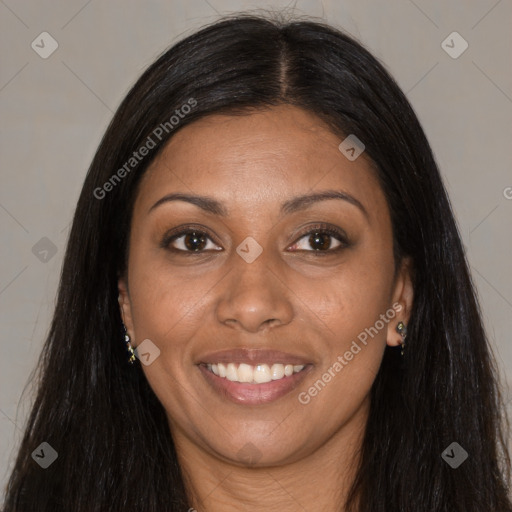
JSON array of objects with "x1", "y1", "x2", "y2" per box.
[{"x1": 135, "y1": 105, "x2": 386, "y2": 219}]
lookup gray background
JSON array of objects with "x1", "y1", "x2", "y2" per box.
[{"x1": 1, "y1": 0, "x2": 511, "y2": 500}]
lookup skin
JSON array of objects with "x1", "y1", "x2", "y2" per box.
[{"x1": 118, "y1": 104, "x2": 414, "y2": 511}]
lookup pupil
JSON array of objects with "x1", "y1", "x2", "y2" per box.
[
  {"x1": 184, "y1": 232, "x2": 206, "y2": 251},
  {"x1": 309, "y1": 232, "x2": 330, "y2": 250}
]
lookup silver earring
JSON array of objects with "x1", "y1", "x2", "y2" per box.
[
  {"x1": 123, "y1": 324, "x2": 136, "y2": 364},
  {"x1": 396, "y1": 321, "x2": 407, "y2": 357}
]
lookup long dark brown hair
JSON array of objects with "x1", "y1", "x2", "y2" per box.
[{"x1": 3, "y1": 12, "x2": 511, "y2": 511}]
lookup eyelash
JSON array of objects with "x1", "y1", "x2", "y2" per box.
[{"x1": 161, "y1": 223, "x2": 350, "y2": 256}]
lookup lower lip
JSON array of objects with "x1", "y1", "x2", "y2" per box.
[{"x1": 198, "y1": 364, "x2": 313, "y2": 405}]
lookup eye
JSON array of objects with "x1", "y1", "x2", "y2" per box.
[
  {"x1": 161, "y1": 223, "x2": 349, "y2": 255},
  {"x1": 162, "y1": 227, "x2": 221, "y2": 254},
  {"x1": 289, "y1": 224, "x2": 349, "y2": 253}
]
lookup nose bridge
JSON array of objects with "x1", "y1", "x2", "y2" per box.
[
  {"x1": 231, "y1": 246, "x2": 273, "y2": 292},
  {"x1": 215, "y1": 243, "x2": 293, "y2": 332}
]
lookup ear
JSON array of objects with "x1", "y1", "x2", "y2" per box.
[
  {"x1": 386, "y1": 257, "x2": 414, "y2": 348},
  {"x1": 118, "y1": 275, "x2": 136, "y2": 344}
]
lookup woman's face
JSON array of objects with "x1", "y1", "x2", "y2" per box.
[{"x1": 119, "y1": 104, "x2": 413, "y2": 467}]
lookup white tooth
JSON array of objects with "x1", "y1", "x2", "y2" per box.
[
  {"x1": 226, "y1": 363, "x2": 238, "y2": 382},
  {"x1": 217, "y1": 363, "x2": 227, "y2": 378},
  {"x1": 207, "y1": 363, "x2": 212, "y2": 371},
  {"x1": 253, "y1": 364, "x2": 272, "y2": 383},
  {"x1": 237, "y1": 363, "x2": 254, "y2": 383},
  {"x1": 214, "y1": 362, "x2": 303, "y2": 383},
  {"x1": 271, "y1": 363, "x2": 285, "y2": 380}
]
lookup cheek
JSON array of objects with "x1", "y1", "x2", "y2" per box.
[
  {"x1": 125, "y1": 254, "x2": 215, "y2": 418},
  {"x1": 127, "y1": 248, "x2": 217, "y2": 342},
  {"x1": 295, "y1": 267, "x2": 393, "y2": 425},
  {"x1": 307, "y1": 243, "x2": 394, "y2": 338},
  {"x1": 301, "y1": 238, "x2": 395, "y2": 381}
]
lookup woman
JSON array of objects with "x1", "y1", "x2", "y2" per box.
[{"x1": 3, "y1": 13, "x2": 511, "y2": 512}]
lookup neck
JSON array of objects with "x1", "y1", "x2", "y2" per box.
[{"x1": 172, "y1": 399, "x2": 368, "y2": 512}]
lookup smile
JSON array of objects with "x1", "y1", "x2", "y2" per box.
[
  {"x1": 198, "y1": 362, "x2": 312, "y2": 405},
  {"x1": 205, "y1": 362, "x2": 306, "y2": 384}
]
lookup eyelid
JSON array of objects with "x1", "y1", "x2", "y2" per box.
[{"x1": 293, "y1": 223, "x2": 349, "y2": 245}]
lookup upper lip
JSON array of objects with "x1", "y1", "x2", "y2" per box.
[{"x1": 197, "y1": 348, "x2": 312, "y2": 366}]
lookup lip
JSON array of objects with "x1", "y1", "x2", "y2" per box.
[
  {"x1": 198, "y1": 363, "x2": 313, "y2": 405},
  {"x1": 197, "y1": 348, "x2": 312, "y2": 366}
]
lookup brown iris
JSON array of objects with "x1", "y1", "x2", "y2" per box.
[
  {"x1": 183, "y1": 231, "x2": 208, "y2": 251},
  {"x1": 309, "y1": 232, "x2": 331, "y2": 251}
]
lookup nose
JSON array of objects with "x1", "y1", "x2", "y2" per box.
[{"x1": 215, "y1": 251, "x2": 294, "y2": 334}]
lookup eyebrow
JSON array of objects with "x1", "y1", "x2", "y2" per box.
[{"x1": 148, "y1": 190, "x2": 369, "y2": 220}]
